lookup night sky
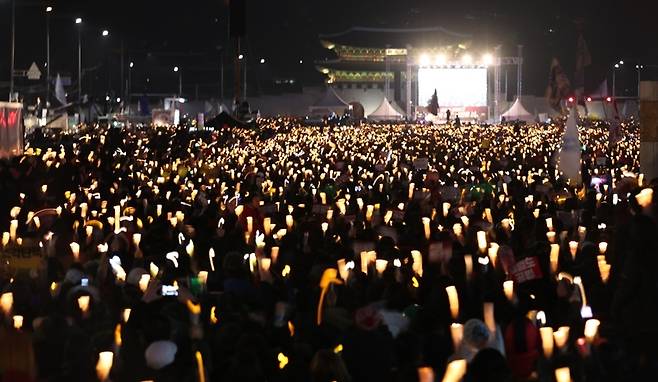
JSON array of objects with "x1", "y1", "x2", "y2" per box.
[{"x1": 2, "y1": 0, "x2": 657, "y2": 100}]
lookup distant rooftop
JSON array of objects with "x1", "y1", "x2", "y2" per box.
[{"x1": 319, "y1": 26, "x2": 472, "y2": 49}]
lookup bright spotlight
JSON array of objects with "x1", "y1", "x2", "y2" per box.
[
  {"x1": 173, "y1": 66, "x2": 179, "y2": 72},
  {"x1": 46, "y1": 6, "x2": 53, "y2": 12},
  {"x1": 419, "y1": 54, "x2": 430, "y2": 66},
  {"x1": 238, "y1": 54, "x2": 244, "y2": 60},
  {"x1": 101, "y1": 30, "x2": 109, "y2": 37},
  {"x1": 434, "y1": 54, "x2": 447, "y2": 66},
  {"x1": 260, "y1": 58, "x2": 265, "y2": 64},
  {"x1": 129, "y1": 62, "x2": 134, "y2": 68},
  {"x1": 75, "y1": 17, "x2": 82, "y2": 24},
  {"x1": 482, "y1": 53, "x2": 494, "y2": 66},
  {"x1": 462, "y1": 54, "x2": 473, "y2": 65},
  {"x1": 116, "y1": 97, "x2": 121, "y2": 103},
  {"x1": 586, "y1": 96, "x2": 592, "y2": 102}
]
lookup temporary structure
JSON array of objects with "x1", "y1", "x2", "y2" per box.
[
  {"x1": 368, "y1": 97, "x2": 404, "y2": 121},
  {"x1": 501, "y1": 98, "x2": 534, "y2": 122},
  {"x1": 309, "y1": 87, "x2": 349, "y2": 115},
  {"x1": 558, "y1": 107, "x2": 581, "y2": 185}
]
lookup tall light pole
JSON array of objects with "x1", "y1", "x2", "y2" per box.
[
  {"x1": 46, "y1": 6, "x2": 53, "y2": 106},
  {"x1": 636, "y1": 64, "x2": 644, "y2": 98},
  {"x1": 128, "y1": 61, "x2": 133, "y2": 114},
  {"x1": 174, "y1": 66, "x2": 182, "y2": 96},
  {"x1": 612, "y1": 60, "x2": 623, "y2": 98},
  {"x1": 9, "y1": 0, "x2": 16, "y2": 101},
  {"x1": 76, "y1": 17, "x2": 83, "y2": 119}
]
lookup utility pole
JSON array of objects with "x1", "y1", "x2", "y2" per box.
[
  {"x1": 517, "y1": 45, "x2": 523, "y2": 100},
  {"x1": 9, "y1": 0, "x2": 16, "y2": 101}
]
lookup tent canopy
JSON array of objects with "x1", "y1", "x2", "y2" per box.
[
  {"x1": 368, "y1": 97, "x2": 404, "y2": 121},
  {"x1": 309, "y1": 87, "x2": 348, "y2": 115},
  {"x1": 501, "y1": 98, "x2": 534, "y2": 122}
]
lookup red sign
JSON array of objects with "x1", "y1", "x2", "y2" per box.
[{"x1": 0, "y1": 102, "x2": 23, "y2": 158}]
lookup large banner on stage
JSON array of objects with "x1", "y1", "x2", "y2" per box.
[{"x1": 0, "y1": 102, "x2": 24, "y2": 158}]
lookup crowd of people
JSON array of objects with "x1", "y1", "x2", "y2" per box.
[{"x1": 0, "y1": 116, "x2": 656, "y2": 382}]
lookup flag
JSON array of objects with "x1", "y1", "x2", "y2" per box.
[
  {"x1": 546, "y1": 58, "x2": 571, "y2": 112},
  {"x1": 55, "y1": 74, "x2": 67, "y2": 105},
  {"x1": 558, "y1": 107, "x2": 581, "y2": 184},
  {"x1": 427, "y1": 89, "x2": 439, "y2": 116},
  {"x1": 574, "y1": 34, "x2": 592, "y2": 103}
]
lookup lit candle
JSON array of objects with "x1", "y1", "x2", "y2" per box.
[
  {"x1": 584, "y1": 319, "x2": 600, "y2": 344},
  {"x1": 418, "y1": 367, "x2": 435, "y2": 382},
  {"x1": 114, "y1": 205, "x2": 121, "y2": 233},
  {"x1": 411, "y1": 250, "x2": 423, "y2": 277},
  {"x1": 442, "y1": 202, "x2": 451, "y2": 218},
  {"x1": 503, "y1": 280, "x2": 514, "y2": 301},
  {"x1": 477, "y1": 231, "x2": 487, "y2": 253},
  {"x1": 464, "y1": 255, "x2": 473, "y2": 279},
  {"x1": 578, "y1": 226, "x2": 586, "y2": 242},
  {"x1": 12, "y1": 315, "x2": 23, "y2": 330},
  {"x1": 321, "y1": 222, "x2": 328, "y2": 236},
  {"x1": 636, "y1": 188, "x2": 653, "y2": 209},
  {"x1": 422, "y1": 217, "x2": 431, "y2": 240},
  {"x1": 138, "y1": 274, "x2": 150, "y2": 293},
  {"x1": 286, "y1": 215, "x2": 294, "y2": 230},
  {"x1": 246, "y1": 216, "x2": 253, "y2": 234},
  {"x1": 555, "y1": 367, "x2": 572, "y2": 382},
  {"x1": 450, "y1": 323, "x2": 463, "y2": 350},
  {"x1": 598, "y1": 241, "x2": 608, "y2": 254},
  {"x1": 546, "y1": 231, "x2": 556, "y2": 243},
  {"x1": 264, "y1": 217, "x2": 272, "y2": 236},
  {"x1": 553, "y1": 326, "x2": 570, "y2": 349},
  {"x1": 337, "y1": 259, "x2": 349, "y2": 282},
  {"x1": 408, "y1": 182, "x2": 415, "y2": 199},
  {"x1": 375, "y1": 259, "x2": 388, "y2": 276},
  {"x1": 484, "y1": 208, "x2": 493, "y2": 224},
  {"x1": 545, "y1": 217, "x2": 553, "y2": 231},
  {"x1": 483, "y1": 302, "x2": 495, "y2": 333},
  {"x1": 366, "y1": 205, "x2": 374, "y2": 222},
  {"x1": 568, "y1": 241, "x2": 578, "y2": 260},
  {"x1": 122, "y1": 308, "x2": 131, "y2": 323},
  {"x1": 77, "y1": 295, "x2": 91, "y2": 313},
  {"x1": 271, "y1": 246, "x2": 279, "y2": 264},
  {"x1": 96, "y1": 351, "x2": 114, "y2": 381},
  {"x1": 550, "y1": 244, "x2": 560, "y2": 273},
  {"x1": 540, "y1": 327, "x2": 554, "y2": 358},
  {"x1": 70, "y1": 242, "x2": 80, "y2": 261},
  {"x1": 9, "y1": 220, "x2": 18, "y2": 242},
  {"x1": 446, "y1": 286, "x2": 459, "y2": 320},
  {"x1": 0, "y1": 292, "x2": 13, "y2": 315}
]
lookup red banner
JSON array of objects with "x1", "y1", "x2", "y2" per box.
[{"x1": 0, "y1": 102, "x2": 23, "y2": 158}]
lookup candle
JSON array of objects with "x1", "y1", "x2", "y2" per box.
[
  {"x1": 540, "y1": 327, "x2": 554, "y2": 358},
  {"x1": 198, "y1": 271, "x2": 209, "y2": 287},
  {"x1": 550, "y1": 244, "x2": 560, "y2": 273},
  {"x1": 122, "y1": 308, "x2": 131, "y2": 323},
  {"x1": 460, "y1": 215, "x2": 469, "y2": 229},
  {"x1": 80, "y1": 202, "x2": 88, "y2": 218},
  {"x1": 450, "y1": 323, "x2": 464, "y2": 350},
  {"x1": 555, "y1": 367, "x2": 572, "y2": 382},
  {"x1": 422, "y1": 217, "x2": 431, "y2": 240},
  {"x1": 195, "y1": 351, "x2": 206, "y2": 382},
  {"x1": 9, "y1": 220, "x2": 17, "y2": 242},
  {"x1": 0, "y1": 292, "x2": 13, "y2": 315},
  {"x1": 546, "y1": 231, "x2": 556, "y2": 243},
  {"x1": 209, "y1": 248, "x2": 216, "y2": 271},
  {"x1": 138, "y1": 274, "x2": 150, "y2": 293},
  {"x1": 157, "y1": 204, "x2": 163, "y2": 216},
  {"x1": 77, "y1": 295, "x2": 91, "y2": 313},
  {"x1": 366, "y1": 205, "x2": 374, "y2": 222},
  {"x1": 321, "y1": 222, "x2": 329, "y2": 235},
  {"x1": 553, "y1": 326, "x2": 570, "y2": 349},
  {"x1": 411, "y1": 250, "x2": 423, "y2": 277},
  {"x1": 264, "y1": 217, "x2": 272, "y2": 236},
  {"x1": 320, "y1": 192, "x2": 327, "y2": 205},
  {"x1": 149, "y1": 263, "x2": 159, "y2": 278},
  {"x1": 286, "y1": 214, "x2": 294, "y2": 230},
  {"x1": 503, "y1": 280, "x2": 514, "y2": 301},
  {"x1": 113, "y1": 205, "x2": 121, "y2": 233},
  {"x1": 598, "y1": 241, "x2": 608, "y2": 254},
  {"x1": 86, "y1": 225, "x2": 94, "y2": 238},
  {"x1": 477, "y1": 231, "x2": 487, "y2": 253},
  {"x1": 12, "y1": 315, "x2": 23, "y2": 330},
  {"x1": 464, "y1": 255, "x2": 473, "y2": 279},
  {"x1": 545, "y1": 217, "x2": 553, "y2": 231},
  {"x1": 568, "y1": 241, "x2": 578, "y2": 260},
  {"x1": 96, "y1": 351, "x2": 114, "y2": 381},
  {"x1": 483, "y1": 302, "x2": 495, "y2": 333},
  {"x1": 443, "y1": 202, "x2": 451, "y2": 218},
  {"x1": 70, "y1": 242, "x2": 80, "y2": 261},
  {"x1": 375, "y1": 259, "x2": 388, "y2": 276},
  {"x1": 452, "y1": 223, "x2": 462, "y2": 237},
  {"x1": 246, "y1": 216, "x2": 253, "y2": 233},
  {"x1": 186, "y1": 240, "x2": 195, "y2": 257},
  {"x1": 408, "y1": 182, "x2": 415, "y2": 199},
  {"x1": 484, "y1": 208, "x2": 493, "y2": 224},
  {"x1": 584, "y1": 319, "x2": 600, "y2": 344},
  {"x1": 446, "y1": 286, "x2": 459, "y2": 320},
  {"x1": 337, "y1": 259, "x2": 349, "y2": 282}
]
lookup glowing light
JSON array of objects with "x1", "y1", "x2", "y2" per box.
[
  {"x1": 482, "y1": 53, "x2": 494, "y2": 66},
  {"x1": 419, "y1": 54, "x2": 431, "y2": 66},
  {"x1": 461, "y1": 54, "x2": 473, "y2": 65},
  {"x1": 434, "y1": 53, "x2": 447, "y2": 65},
  {"x1": 46, "y1": 6, "x2": 53, "y2": 12},
  {"x1": 75, "y1": 17, "x2": 82, "y2": 24},
  {"x1": 101, "y1": 30, "x2": 109, "y2": 37}
]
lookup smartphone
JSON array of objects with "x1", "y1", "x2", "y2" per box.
[
  {"x1": 81, "y1": 278, "x2": 89, "y2": 287},
  {"x1": 161, "y1": 285, "x2": 179, "y2": 296}
]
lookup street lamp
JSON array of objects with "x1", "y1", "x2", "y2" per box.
[
  {"x1": 174, "y1": 66, "x2": 182, "y2": 96},
  {"x1": 612, "y1": 60, "x2": 623, "y2": 98},
  {"x1": 46, "y1": 6, "x2": 53, "y2": 106},
  {"x1": 101, "y1": 30, "x2": 109, "y2": 37},
  {"x1": 636, "y1": 64, "x2": 644, "y2": 97},
  {"x1": 76, "y1": 17, "x2": 83, "y2": 119},
  {"x1": 260, "y1": 58, "x2": 265, "y2": 64}
]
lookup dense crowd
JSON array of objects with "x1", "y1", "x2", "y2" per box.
[{"x1": 0, "y1": 116, "x2": 656, "y2": 382}]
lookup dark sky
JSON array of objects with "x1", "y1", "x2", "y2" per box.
[{"x1": 2, "y1": 0, "x2": 657, "y2": 99}]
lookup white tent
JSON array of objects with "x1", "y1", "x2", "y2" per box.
[
  {"x1": 309, "y1": 87, "x2": 348, "y2": 115},
  {"x1": 501, "y1": 98, "x2": 535, "y2": 122},
  {"x1": 368, "y1": 97, "x2": 404, "y2": 121},
  {"x1": 558, "y1": 107, "x2": 581, "y2": 185}
]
